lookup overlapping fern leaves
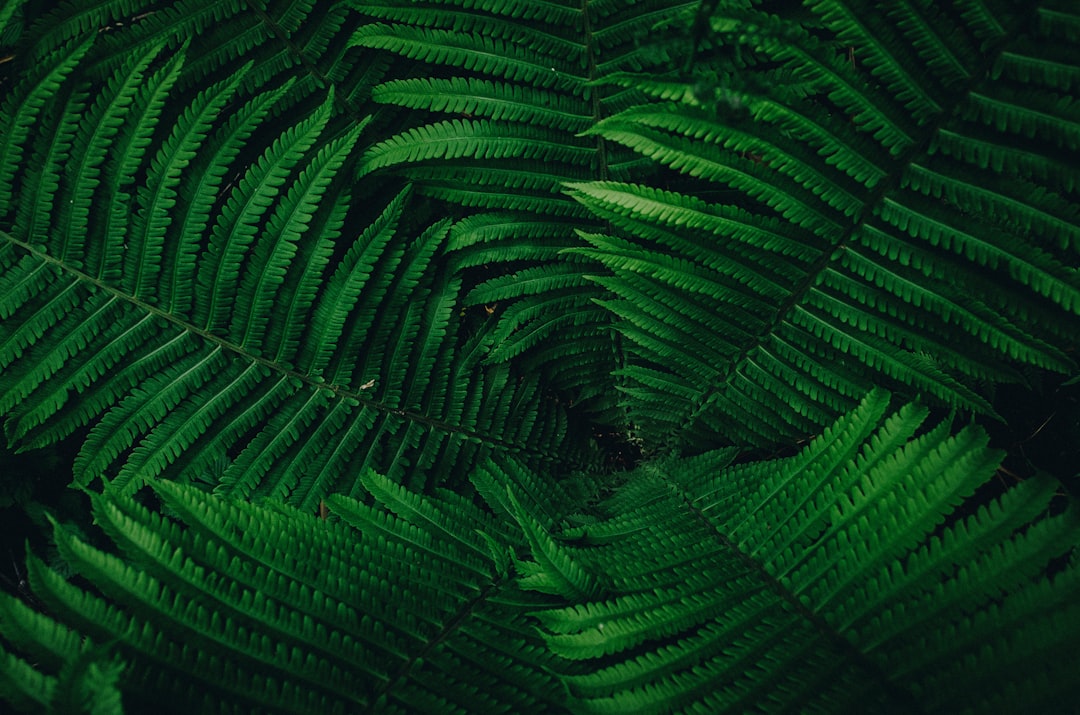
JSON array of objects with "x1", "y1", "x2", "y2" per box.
[
  {"x1": 0, "y1": 470, "x2": 565, "y2": 714},
  {"x1": 526, "y1": 390, "x2": 1080, "y2": 713},
  {"x1": 0, "y1": 0, "x2": 582, "y2": 506},
  {"x1": 349, "y1": 0, "x2": 699, "y2": 416},
  {"x1": 1, "y1": 0, "x2": 1079, "y2": 712},
  {"x1": 567, "y1": 0, "x2": 1080, "y2": 448},
  {"x1": 3, "y1": 392, "x2": 1076, "y2": 713}
]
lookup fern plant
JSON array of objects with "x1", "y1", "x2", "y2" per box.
[
  {"x1": 0, "y1": 0, "x2": 1078, "y2": 712},
  {"x1": 566, "y1": 1, "x2": 1080, "y2": 449},
  {"x1": 350, "y1": 0, "x2": 703, "y2": 419},
  {"x1": 0, "y1": 0, "x2": 587, "y2": 506},
  {"x1": 2, "y1": 392, "x2": 1077, "y2": 713}
]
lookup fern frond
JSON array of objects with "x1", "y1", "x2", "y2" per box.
[
  {"x1": 3, "y1": 477, "x2": 567, "y2": 714},
  {"x1": 350, "y1": 0, "x2": 700, "y2": 412},
  {"x1": 2, "y1": 2, "x2": 1079, "y2": 712},
  {"x1": 519, "y1": 392, "x2": 1080, "y2": 713},
  {"x1": 372, "y1": 77, "x2": 592, "y2": 132},
  {"x1": 574, "y1": 0, "x2": 1080, "y2": 446},
  {"x1": 4, "y1": 395, "x2": 1080, "y2": 712},
  {"x1": 125, "y1": 60, "x2": 250, "y2": 301},
  {"x1": 352, "y1": 23, "x2": 587, "y2": 87},
  {"x1": 0, "y1": 12, "x2": 585, "y2": 504},
  {"x1": 361, "y1": 119, "x2": 595, "y2": 175},
  {"x1": 0, "y1": 34, "x2": 94, "y2": 212},
  {"x1": 0, "y1": 608, "x2": 125, "y2": 715}
]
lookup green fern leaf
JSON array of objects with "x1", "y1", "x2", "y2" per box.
[
  {"x1": 1, "y1": 2, "x2": 1079, "y2": 712},
  {"x1": 573, "y1": 0, "x2": 1080, "y2": 446},
  {"x1": 0, "y1": 10, "x2": 583, "y2": 504},
  {"x1": 5, "y1": 394, "x2": 1078, "y2": 712}
]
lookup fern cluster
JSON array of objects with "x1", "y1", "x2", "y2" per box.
[
  {"x1": 0, "y1": 0, "x2": 586, "y2": 505},
  {"x1": 3, "y1": 393, "x2": 1077, "y2": 713},
  {"x1": 0, "y1": 0, "x2": 1078, "y2": 712}
]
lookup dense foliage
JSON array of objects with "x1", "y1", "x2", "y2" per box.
[{"x1": 0, "y1": 0, "x2": 1078, "y2": 712}]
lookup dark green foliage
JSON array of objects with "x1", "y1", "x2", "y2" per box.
[
  {"x1": 2, "y1": 393, "x2": 1077, "y2": 713},
  {"x1": 0, "y1": 0, "x2": 1078, "y2": 712},
  {"x1": 537, "y1": 392, "x2": 1079, "y2": 713},
  {"x1": 348, "y1": 0, "x2": 700, "y2": 415},
  {"x1": 569, "y1": 1, "x2": 1080, "y2": 449},
  {"x1": 0, "y1": 472, "x2": 566, "y2": 713},
  {"x1": 0, "y1": 0, "x2": 585, "y2": 505}
]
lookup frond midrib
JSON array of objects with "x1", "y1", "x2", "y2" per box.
[
  {"x1": 659, "y1": 468, "x2": 929, "y2": 713},
  {"x1": 0, "y1": 229, "x2": 559, "y2": 463},
  {"x1": 663, "y1": 4, "x2": 1043, "y2": 452},
  {"x1": 372, "y1": 576, "x2": 508, "y2": 712}
]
